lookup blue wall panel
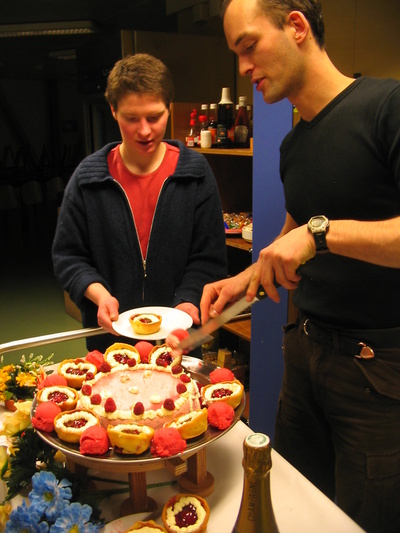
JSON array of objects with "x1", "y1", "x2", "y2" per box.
[{"x1": 249, "y1": 89, "x2": 293, "y2": 439}]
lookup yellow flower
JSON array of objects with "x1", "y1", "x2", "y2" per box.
[
  {"x1": 0, "y1": 502, "x2": 11, "y2": 531},
  {"x1": 15, "y1": 372, "x2": 37, "y2": 388}
]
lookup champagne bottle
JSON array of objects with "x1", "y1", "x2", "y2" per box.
[{"x1": 232, "y1": 433, "x2": 279, "y2": 533}]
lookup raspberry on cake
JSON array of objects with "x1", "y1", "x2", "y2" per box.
[
  {"x1": 201, "y1": 379, "x2": 244, "y2": 409},
  {"x1": 107, "y1": 423, "x2": 154, "y2": 454},
  {"x1": 58, "y1": 359, "x2": 97, "y2": 389},
  {"x1": 104, "y1": 342, "x2": 140, "y2": 368},
  {"x1": 162, "y1": 493, "x2": 210, "y2": 533},
  {"x1": 129, "y1": 313, "x2": 162, "y2": 335},
  {"x1": 36, "y1": 385, "x2": 78, "y2": 411}
]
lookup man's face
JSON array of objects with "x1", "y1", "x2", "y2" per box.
[
  {"x1": 111, "y1": 93, "x2": 169, "y2": 157},
  {"x1": 224, "y1": 0, "x2": 304, "y2": 104}
]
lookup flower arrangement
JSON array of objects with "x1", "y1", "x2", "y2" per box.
[
  {"x1": 5, "y1": 470, "x2": 100, "y2": 532},
  {"x1": 0, "y1": 354, "x2": 53, "y2": 404}
]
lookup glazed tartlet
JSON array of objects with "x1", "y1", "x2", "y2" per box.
[
  {"x1": 148, "y1": 344, "x2": 182, "y2": 369},
  {"x1": 107, "y1": 423, "x2": 154, "y2": 455},
  {"x1": 200, "y1": 379, "x2": 244, "y2": 409},
  {"x1": 53, "y1": 409, "x2": 99, "y2": 443},
  {"x1": 166, "y1": 408, "x2": 208, "y2": 440},
  {"x1": 129, "y1": 313, "x2": 162, "y2": 335},
  {"x1": 104, "y1": 342, "x2": 140, "y2": 368},
  {"x1": 57, "y1": 358, "x2": 97, "y2": 389},
  {"x1": 162, "y1": 493, "x2": 210, "y2": 533},
  {"x1": 36, "y1": 385, "x2": 78, "y2": 411}
]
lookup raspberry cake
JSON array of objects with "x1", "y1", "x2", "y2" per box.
[{"x1": 78, "y1": 348, "x2": 201, "y2": 431}]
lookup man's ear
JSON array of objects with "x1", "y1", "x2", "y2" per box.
[
  {"x1": 287, "y1": 11, "x2": 309, "y2": 44},
  {"x1": 110, "y1": 105, "x2": 117, "y2": 119}
]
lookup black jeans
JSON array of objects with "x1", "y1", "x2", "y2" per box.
[{"x1": 274, "y1": 321, "x2": 400, "y2": 533}]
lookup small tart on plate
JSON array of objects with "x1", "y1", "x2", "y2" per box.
[
  {"x1": 129, "y1": 313, "x2": 162, "y2": 335},
  {"x1": 107, "y1": 423, "x2": 154, "y2": 455},
  {"x1": 104, "y1": 342, "x2": 140, "y2": 368},
  {"x1": 124, "y1": 520, "x2": 167, "y2": 532},
  {"x1": 162, "y1": 493, "x2": 210, "y2": 533},
  {"x1": 148, "y1": 344, "x2": 182, "y2": 369},
  {"x1": 165, "y1": 408, "x2": 208, "y2": 440},
  {"x1": 200, "y1": 379, "x2": 244, "y2": 409},
  {"x1": 54, "y1": 409, "x2": 99, "y2": 443},
  {"x1": 36, "y1": 385, "x2": 78, "y2": 411},
  {"x1": 57, "y1": 358, "x2": 97, "y2": 389}
]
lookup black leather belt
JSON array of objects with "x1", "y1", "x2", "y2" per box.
[{"x1": 302, "y1": 318, "x2": 375, "y2": 359}]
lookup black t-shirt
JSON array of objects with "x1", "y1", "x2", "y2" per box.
[{"x1": 280, "y1": 77, "x2": 400, "y2": 329}]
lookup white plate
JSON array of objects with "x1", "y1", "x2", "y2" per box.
[
  {"x1": 112, "y1": 306, "x2": 193, "y2": 340},
  {"x1": 103, "y1": 513, "x2": 155, "y2": 532}
]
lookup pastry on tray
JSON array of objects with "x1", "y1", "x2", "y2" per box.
[
  {"x1": 107, "y1": 423, "x2": 154, "y2": 455},
  {"x1": 129, "y1": 313, "x2": 162, "y2": 335},
  {"x1": 200, "y1": 379, "x2": 244, "y2": 409},
  {"x1": 104, "y1": 342, "x2": 140, "y2": 368},
  {"x1": 36, "y1": 385, "x2": 79, "y2": 411},
  {"x1": 162, "y1": 493, "x2": 210, "y2": 533},
  {"x1": 57, "y1": 358, "x2": 97, "y2": 389},
  {"x1": 165, "y1": 408, "x2": 208, "y2": 440},
  {"x1": 53, "y1": 409, "x2": 99, "y2": 443}
]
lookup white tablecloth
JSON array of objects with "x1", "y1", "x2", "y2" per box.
[{"x1": 0, "y1": 411, "x2": 365, "y2": 532}]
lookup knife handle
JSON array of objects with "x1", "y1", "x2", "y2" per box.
[{"x1": 256, "y1": 282, "x2": 280, "y2": 300}]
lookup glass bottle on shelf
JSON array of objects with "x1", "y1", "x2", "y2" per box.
[
  {"x1": 234, "y1": 96, "x2": 250, "y2": 148},
  {"x1": 208, "y1": 103, "x2": 218, "y2": 147},
  {"x1": 217, "y1": 87, "x2": 234, "y2": 148},
  {"x1": 232, "y1": 433, "x2": 279, "y2": 533},
  {"x1": 186, "y1": 109, "x2": 199, "y2": 148}
]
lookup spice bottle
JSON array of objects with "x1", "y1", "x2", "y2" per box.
[
  {"x1": 232, "y1": 433, "x2": 279, "y2": 533},
  {"x1": 217, "y1": 87, "x2": 233, "y2": 148},
  {"x1": 234, "y1": 96, "x2": 250, "y2": 148}
]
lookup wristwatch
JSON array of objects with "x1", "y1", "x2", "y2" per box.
[{"x1": 307, "y1": 215, "x2": 330, "y2": 253}]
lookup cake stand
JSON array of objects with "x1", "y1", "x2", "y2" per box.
[{"x1": 34, "y1": 355, "x2": 245, "y2": 516}]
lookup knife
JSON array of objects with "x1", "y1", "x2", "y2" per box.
[{"x1": 177, "y1": 285, "x2": 268, "y2": 352}]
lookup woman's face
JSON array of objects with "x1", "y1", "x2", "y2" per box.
[{"x1": 111, "y1": 93, "x2": 170, "y2": 157}]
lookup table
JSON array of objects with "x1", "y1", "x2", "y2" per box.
[{"x1": 0, "y1": 411, "x2": 365, "y2": 532}]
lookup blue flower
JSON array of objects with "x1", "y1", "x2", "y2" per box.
[
  {"x1": 49, "y1": 502, "x2": 101, "y2": 533},
  {"x1": 5, "y1": 499, "x2": 49, "y2": 532},
  {"x1": 29, "y1": 471, "x2": 72, "y2": 521}
]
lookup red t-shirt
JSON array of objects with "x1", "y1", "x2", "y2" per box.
[{"x1": 108, "y1": 143, "x2": 179, "y2": 259}]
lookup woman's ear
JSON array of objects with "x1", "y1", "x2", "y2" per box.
[{"x1": 287, "y1": 11, "x2": 309, "y2": 45}]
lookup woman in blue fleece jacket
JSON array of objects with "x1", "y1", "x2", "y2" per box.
[{"x1": 52, "y1": 54, "x2": 227, "y2": 352}]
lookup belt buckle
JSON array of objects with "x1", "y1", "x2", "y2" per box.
[{"x1": 355, "y1": 342, "x2": 375, "y2": 359}]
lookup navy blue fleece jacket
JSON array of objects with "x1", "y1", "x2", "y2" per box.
[{"x1": 52, "y1": 140, "x2": 227, "y2": 351}]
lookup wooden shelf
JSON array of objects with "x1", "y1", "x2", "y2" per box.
[
  {"x1": 222, "y1": 317, "x2": 251, "y2": 342},
  {"x1": 196, "y1": 147, "x2": 252, "y2": 157},
  {"x1": 226, "y1": 236, "x2": 252, "y2": 251}
]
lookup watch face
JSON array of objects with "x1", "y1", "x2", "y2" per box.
[{"x1": 310, "y1": 216, "x2": 325, "y2": 228}]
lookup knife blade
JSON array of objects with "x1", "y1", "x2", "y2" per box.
[{"x1": 177, "y1": 285, "x2": 268, "y2": 352}]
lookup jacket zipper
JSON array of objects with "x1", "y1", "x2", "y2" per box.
[{"x1": 114, "y1": 176, "x2": 170, "y2": 303}]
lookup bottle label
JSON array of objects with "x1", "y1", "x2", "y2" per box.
[
  {"x1": 186, "y1": 135, "x2": 195, "y2": 147},
  {"x1": 245, "y1": 433, "x2": 270, "y2": 448},
  {"x1": 235, "y1": 125, "x2": 249, "y2": 144}
]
